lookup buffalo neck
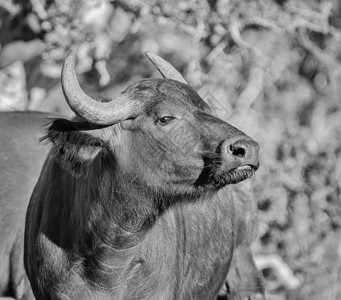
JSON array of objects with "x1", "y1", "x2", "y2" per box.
[{"x1": 42, "y1": 151, "x2": 203, "y2": 253}]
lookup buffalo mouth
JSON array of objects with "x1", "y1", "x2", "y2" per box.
[{"x1": 212, "y1": 164, "x2": 257, "y2": 187}]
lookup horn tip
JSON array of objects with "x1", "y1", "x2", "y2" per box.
[
  {"x1": 62, "y1": 50, "x2": 76, "y2": 81},
  {"x1": 64, "y1": 50, "x2": 75, "y2": 65},
  {"x1": 145, "y1": 51, "x2": 155, "y2": 59},
  {"x1": 66, "y1": 49, "x2": 75, "y2": 57},
  {"x1": 144, "y1": 51, "x2": 188, "y2": 85}
]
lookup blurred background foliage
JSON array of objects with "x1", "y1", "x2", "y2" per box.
[{"x1": 0, "y1": 0, "x2": 340, "y2": 299}]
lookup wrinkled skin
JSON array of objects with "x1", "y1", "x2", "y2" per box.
[
  {"x1": 0, "y1": 112, "x2": 50, "y2": 300},
  {"x1": 24, "y1": 78, "x2": 259, "y2": 300}
]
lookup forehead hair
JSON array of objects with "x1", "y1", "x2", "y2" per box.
[{"x1": 122, "y1": 78, "x2": 209, "y2": 114}]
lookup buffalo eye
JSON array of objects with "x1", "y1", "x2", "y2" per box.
[{"x1": 157, "y1": 116, "x2": 175, "y2": 126}]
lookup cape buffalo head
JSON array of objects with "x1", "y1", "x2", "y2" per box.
[{"x1": 47, "y1": 51, "x2": 259, "y2": 212}]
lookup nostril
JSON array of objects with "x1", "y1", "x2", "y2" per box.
[
  {"x1": 230, "y1": 144, "x2": 246, "y2": 158},
  {"x1": 220, "y1": 137, "x2": 259, "y2": 169}
]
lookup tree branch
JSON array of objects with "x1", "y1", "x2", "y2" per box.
[
  {"x1": 227, "y1": 16, "x2": 267, "y2": 118},
  {"x1": 297, "y1": 26, "x2": 333, "y2": 68},
  {"x1": 228, "y1": 16, "x2": 263, "y2": 56}
]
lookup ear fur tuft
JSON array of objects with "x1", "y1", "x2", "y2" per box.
[{"x1": 42, "y1": 119, "x2": 106, "y2": 177}]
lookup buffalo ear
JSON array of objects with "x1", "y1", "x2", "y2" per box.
[{"x1": 43, "y1": 118, "x2": 106, "y2": 177}]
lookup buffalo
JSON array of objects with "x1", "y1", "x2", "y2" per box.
[
  {"x1": 0, "y1": 111, "x2": 50, "y2": 299},
  {"x1": 0, "y1": 51, "x2": 261, "y2": 299},
  {"x1": 23, "y1": 51, "x2": 259, "y2": 300}
]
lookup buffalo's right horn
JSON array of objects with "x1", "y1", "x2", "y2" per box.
[
  {"x1": 61, "y1": 51, "x2": 142, "y2": 125},
  {"x1": 145, "y1": 51, "x2": 187, "y2": 84}
]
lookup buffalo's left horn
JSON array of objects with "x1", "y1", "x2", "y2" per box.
[
  {"x1": 62, "y1": 51, "x2": 142, "y2": 125},
  {"x1": 145, "y1": 51, "x2": 187, "y2": 84}
]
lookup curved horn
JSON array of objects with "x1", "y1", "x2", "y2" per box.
[
  {"x1": 62, "y1": 51, "x2": 141, "y2": 125},
  {"x1": 145, "y1": 51, "x2": 187, "y2": 84}
]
